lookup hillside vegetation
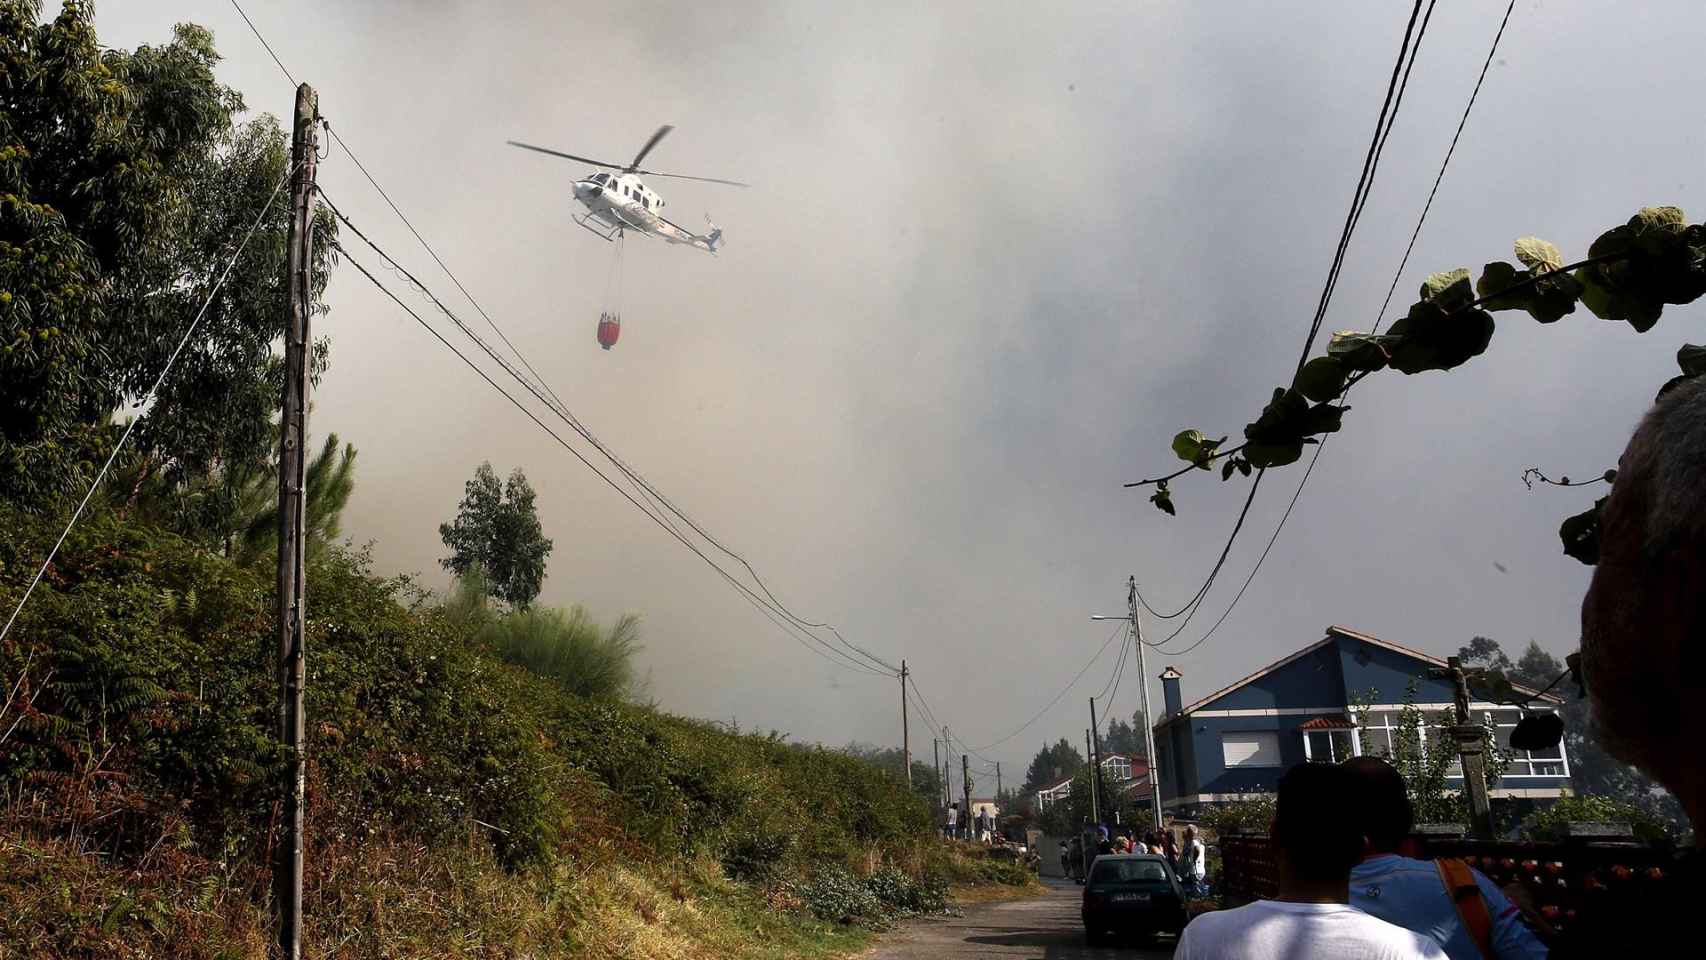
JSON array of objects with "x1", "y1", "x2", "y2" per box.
[{"x1": 0, "y1": 507, "x2": 1029, "y2": 958}]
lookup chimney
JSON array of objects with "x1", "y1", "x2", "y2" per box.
[{"x1": 1160, "y1": 666, "x2": 1183, "y2": 718}]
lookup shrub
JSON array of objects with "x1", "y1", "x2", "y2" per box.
[
  {"x1": 865, "y1": 866, "x2": 948, "y2": 915},
  {"x1": 1520, "y1": 795, "x2": 1674, "y2": 845},
  {"x1": 1201, "y1": 794, "x2": 1276, "y2": 838},
  {"x1": 482, "y1": 602, "x2": 641, "y2": 701},
  {"x1": 797, "y1": 865, "x2": 883, "y2": 926}
]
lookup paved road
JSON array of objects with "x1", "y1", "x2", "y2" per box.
[{"x1": 863, "y1": 879, "x2": 1177, "y2": 960}]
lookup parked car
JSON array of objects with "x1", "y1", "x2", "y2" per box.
[{"x1": 1080, "y1": 854, "x2": 1188, "y2": 946}]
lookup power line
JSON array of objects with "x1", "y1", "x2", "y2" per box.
[
  {"x1": 227, "y1": 0, "x2": 902, "y2": 678},
  {"x1": 334, "y1": 243, "x2": 892, "y2": 679},
  {"x1": 1135, "y1": 1, "x2": 1431, "y2": 641},
  {"x1": 1, "y1": 164, "x2": 296, "y2": 646},
  {"x1": 321, "y1": 194, "x2": 898, "y2": 680},
  {"x1": 1372, "y1": 0, "x2": 1516, "y2": 334},
  {"x1": 965, "y1": 622, "x2": 1127, "y2": 753},
  {"x1": 1157, "y1": 0, "x2": 1517, "y2": 658},
  {"x1": 1092, "y1": 622, "x2": 1131, "y2": 704}
]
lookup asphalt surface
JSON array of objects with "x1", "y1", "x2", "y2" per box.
[{"x1": 862, "y1": 879, "x2": 1178, "y2": 960}]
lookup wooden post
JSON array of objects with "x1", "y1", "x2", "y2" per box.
[
  {"x1": 961, "y1": 754, "x2": 972, "y2": 840},
  {"x1": 274, "y1": 81, "x2": 318, "y2": 960},
  {"x1": 900, "y1": 661, "x2": 911, "y2": 789}
]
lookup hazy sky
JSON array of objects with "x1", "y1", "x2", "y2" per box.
[{"x1": 95, "y1": 1, "x2": 1705, "y2": 788}]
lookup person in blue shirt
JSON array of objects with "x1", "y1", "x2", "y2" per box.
[{"x1": 1341, "y1": 756, "x2": 1548, "y2": 960}]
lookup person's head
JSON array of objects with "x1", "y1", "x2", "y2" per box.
[
  {"x1": 1272, "y1": 762, "x2": 1363, "y2": 893},
  {"x1": 1183, "y1": 825, "x2": 1196, "y2": 841},
  {"x1": 1582, "y1": 378, "x2": 1706, "y2": 838},
  {"x1": 1340, "y1": 756, "x2": 1412, "y2": 855}
]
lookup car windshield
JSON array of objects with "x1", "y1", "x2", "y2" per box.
[{"x1": 1091, "y1": 859, "x2": 1169, "y2": 884}]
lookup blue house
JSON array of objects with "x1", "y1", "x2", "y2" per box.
[{"x1": 1152, "y1": 626, "x2": 1571, "y2": 820}]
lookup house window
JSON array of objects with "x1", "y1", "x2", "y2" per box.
[
  {"x1": 1303, "y1": 729, "x2": 1358, "y2": 763},
  {"x1": 1222, "y1": 731, "x2": 1282, "y2": 768},
  {"x1": 1361, "y1": 707, "x2": 1568, "y2": 780}
]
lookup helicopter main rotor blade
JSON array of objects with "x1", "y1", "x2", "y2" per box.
[
  {"x1": 507, "y1": 140, "x2": 625, "y2": 170},
  {"x1": 626, "y1": 124, "x2": 674, "y2": 171},
  {"x1": 634, "y1": 169, "x2": 751, "y2": 188}
]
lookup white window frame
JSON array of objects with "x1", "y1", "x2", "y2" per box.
[
  {"x1": 1357, "y1": 706, "x2": 1570, "y2": 780},
  {"x1": 1301, "y1": 726, "x2": 1361, "y2": 762}
]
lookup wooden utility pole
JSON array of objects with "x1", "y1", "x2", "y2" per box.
[
  {"x1": 932, "y1": 738, "x2": 941, "y2": 814},
  {"x1": 1090, "y1": 698, "x2": 1111, "y2": 824},
  {"x1": 1084, "y1": 728, "x2": 1100, "y2": 824},
  {"x1": 1129, "y1": 576, "x2": 1164, "y2": 830},
  {"x1": 1434, "y1": 656, "x2": 1494, "y2": 840},
  {"x1": 961, "y1": 754, "x2": 972, "y2": 840},
  {"x1": 995, "y1": 762, "x2": 1002, "y2": 808},
  {"x1": 274, "y1": 82, "x2": 318, "y2": 960},
  {"x1": 900, "y1": 661, "x2": 911, "y2": 789},
  {"x1": 941, "y1": 726, "x2": 951, "y2": 810}
]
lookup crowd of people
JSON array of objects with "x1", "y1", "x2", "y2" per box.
[
  {"x1": 941, "y1": 801, "x2": 999, "y2": 844},
  {"x1": 1057, "y1": 819, "x2": 1206, "y2": 893}
]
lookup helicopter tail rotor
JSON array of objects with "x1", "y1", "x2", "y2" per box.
[{"x1": 703, "y1": 214, "x2": 723, "y2": 253}]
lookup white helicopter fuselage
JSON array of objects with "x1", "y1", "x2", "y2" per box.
[{"x1": 572, "y1": 171, "x2": 720, "y2": 252}]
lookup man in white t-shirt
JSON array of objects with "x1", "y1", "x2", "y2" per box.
[{"x1": 1177, "y1": 763, "x2": 1447, "y2": 960}]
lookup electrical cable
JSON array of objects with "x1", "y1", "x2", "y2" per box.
[
  {"x1": 0, "y1": 164, "x2": 296, "y2": 645},
  {"x1": 1132, "y1": 2, "x2": 1429, "y2": 632},
  {"x1": 966, "y1": 622, "x2": 1128, "y2": 753},
  {"x1": 231, "y1": 0, "x2": 904, "y2": 679},
  {"x1": 1155, "y1": 0, "x2": 1518, "y2": 658},
  {"x1": 321, "y1": 195, "x2": 897, "y2": 679},
  {"x1": 335, "y1": 244, "x2": 892, "y2": 679}
]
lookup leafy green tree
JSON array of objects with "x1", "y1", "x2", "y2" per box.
[
  {"x1": 1102, "y1": 709, "x2": 1149, "y2": 759},
  {"x1": 439, "y1": 463, "x2": 554, "y2": 608},
  {"x1": 1021, "y1": 737, "x2": 1084, "y2": 795},
  {"x1": 1454, "y1": 637, "x2": 1687, "y2": 840},
  {"x1": 1353, "y1": 681, "x2": 1510, "y2": 828},
  {"x1": 842, "y1": 742, "x2": 943, "y2": 805},
  {"x1": 1455, "y1": 636, "x2": 1514, "y2": 675},
  {"x1": 231, "y1": 432, "x2": 357, "y2": 565},
  {"x1": 0, "y1": 4, "x2": 335, "y2": 512}
]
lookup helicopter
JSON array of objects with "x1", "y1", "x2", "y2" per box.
[{"x1": 507, "y1": 125, "x2": 747, "y2": 254}]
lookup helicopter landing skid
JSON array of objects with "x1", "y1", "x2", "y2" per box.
[{"x1": 573, "y1": 213, "x2": 622, "y2": 242}]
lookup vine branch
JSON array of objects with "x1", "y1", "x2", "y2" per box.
[{"x1": 1124, "y1": 443, "x2": 1247, "y2": 488}]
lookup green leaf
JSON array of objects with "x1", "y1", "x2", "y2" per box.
[
  {"x1": 1420, "y1": 268, "x2": 1474, "y2": 310},
  {"x1": 1244, "y1": 387, "x2": 1310, "y2": 444},
  {"x1": 1172, "y1": 429, "x2": 1209, "y2": 463},
  {"x1": 1299, "y1": 402, "x2": 1348, "y2": 436},
  {"x1": 1222, "y1": 458, "x2": 1237, "y2": 481},
  {"x1": 1327, "y1": 331, "x2": 1395, "y2": 372},
  {"x1": 1677, "y1": 343, "x2": 1706, "y2": 376},
  {"x1": 1476, "y1": 261, "x2": 1528, "y2": 311},
  {"x1": 1150, "y1": 486, "x2": 1176, "y2": 516},
  {"x1": 1514, "y1": 237, "x2": 1564, "y2": 272},
  {"x1": 1559, "y1": 496, "x2": 1607, "y2": 565},
  {"x1": 1387, "y1": 300, "x2": 1495, "y2": 374},
  {"x1": 1526, "y1": 272, "x2": 1582, "y2": 324},
  {"x1": 1244, "y1": 440, "x2": 1304, "y2": 469},
  {"x1": 1171, "y1": 429, "x2": 1224, "y2": 470},
  {"x1": 1294, "y1": 355, "x2": 1349, "y2": 403},
  {"x1": 1237, "y1": 458, "x2": 1252, "y2": 477}
]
